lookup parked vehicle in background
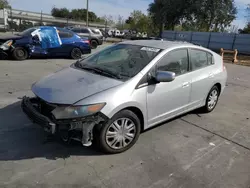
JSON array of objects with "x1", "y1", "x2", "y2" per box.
[
  {"x1": 108, "y1": 29, "x2": 124, "y2": 38},
  {"x1": 70, "y1": 27, "x2": 103, "y2": 49},
  {"x1": 0, "y1": 26, "x2": 91, "y2": 60},
  {"x1": 99, "y1": 28, "x2": 109, "y2": 38},
  {"x1": 22, "y1": 40, "x2": 227, "y2": 154}
]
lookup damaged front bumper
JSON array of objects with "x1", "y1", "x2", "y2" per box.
[{"x1": 21, "y1": 96, "x2": 108, "y2": 146}]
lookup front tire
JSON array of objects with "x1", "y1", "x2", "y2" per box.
[
  {"x1": 12, "y1": 47, "x2": 28, "y2": 60},
  {"x1": 98, "y1": 110, "x2": 141, "y2": 154},
  {"x1": 202, "y1": 85, "x2": 220, "y2": 113}
]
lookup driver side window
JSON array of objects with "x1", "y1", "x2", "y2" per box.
[{"x1": 157, "y1": 49, "x2": 189, "y2": 76}]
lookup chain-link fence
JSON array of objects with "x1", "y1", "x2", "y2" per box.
[{"x1": 162, "y1": 30, "x2": 250, "y2": 54}]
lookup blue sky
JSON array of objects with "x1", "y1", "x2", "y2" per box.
[{"x1": 8, "y1": 0, "x2": 249, "y2": 28}]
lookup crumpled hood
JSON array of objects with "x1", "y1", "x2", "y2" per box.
[{"x1": 32, "y1": 67, "x2": 123, "y2": 104}]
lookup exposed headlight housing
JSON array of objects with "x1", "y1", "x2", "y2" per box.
[
  {"x1": 52, "y1": 103, "x2": 106, "y2": 120},
  {"x1": 0, "y1": 40, "x2": 13, "y2": 50}
]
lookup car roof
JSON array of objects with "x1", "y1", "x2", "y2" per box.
[{"x1": 120, "y1": 40, "x2": 198, "y2": 50}]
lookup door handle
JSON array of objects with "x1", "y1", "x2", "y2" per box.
[
  {"x1": 182, "y1": 82, "x2": 190, "y2": 88},
  {"x1": 208, "y1": 73, "x2": 214, "y2": 78}
]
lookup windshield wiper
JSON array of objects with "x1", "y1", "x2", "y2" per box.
[{"x1": 77, "y1": 64, "x2": 121, "y2": 79}]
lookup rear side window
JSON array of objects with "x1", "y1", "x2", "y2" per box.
[
  {"x1": 207, "y1": 53, "x2": 214, "y2": 65},
  {"x1": 190, "y1": 49, "x2": 213, "y2": 70},
  {"x1": 157, "y1": 49, "x2": 189, "y2": 76},
  {"x1": 81, "y1": 28, "x2": 90, "y2": 33},
  {"x1": 57, "y1": 29, "x2": 74, "y2": 38},
  {"x1": 72, "y1": 28, "x2": 81, "y2": 33}
]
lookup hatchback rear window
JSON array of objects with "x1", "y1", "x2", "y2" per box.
[{"x1": 91, "y1": 29, "x2": 101, "y2": 35}]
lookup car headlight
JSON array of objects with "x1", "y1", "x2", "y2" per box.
[
  {"x1": 52, "y1": 103, "x2": 106, "y2": 119},
  {"x1": 0, "y1": 40, "x2": 13, "y2": 50}
]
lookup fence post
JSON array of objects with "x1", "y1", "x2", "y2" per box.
[
  {"x1": 208, "y1": 32, "x2": 212, "y2": 48},
  {"x1": 190, "y1": 32, "x2": 193, "y2": 43},
  {"x1": 174, "y1": 31, "x2": 177, "y2": 40},
  {"x1": 232, "y1": 33, "x2": 237, "y2": 50}
]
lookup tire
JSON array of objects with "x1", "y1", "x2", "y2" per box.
[
  {"x1": 90, "y1": 40, "x2": 98, "y2": 49},
  {"x1": 97, "y1": 110, "x2": 141, "y2": 154},
  {"x1": 12, "y1": 47, "x2": 28, "y2": 60},
  {"x1": 70, "y1": 48, "x2": 82, "y2": 59},
  {"x1": 202, "y1": 85, "x2": 220, "y2": 113}
]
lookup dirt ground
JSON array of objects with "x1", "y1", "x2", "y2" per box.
[{"x1": 224, "y1": 53, "x2": 250, "y2": 66}]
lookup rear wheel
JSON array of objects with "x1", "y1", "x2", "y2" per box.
[
  {"x1": 90, "y1": 40, "x2": 98, "y2": 49},
  {"x1": 12, "y1": 47, "x2": 28, "y2": 60},
  {"x1": 202, "y1": 85, "x2": 220, "y2": 113},
  {"x1": 97, "y1": 110, "x2": 141, "y2": 154},
  {"x1": 70, "y1": 48, "x2": 82, "y2": 59}
]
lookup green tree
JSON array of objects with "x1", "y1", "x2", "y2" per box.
[
  {"x1": 101, "y1": 15, "x2": 115, "y2": 26},
  {"x1": 0, "y1": 0, "x2": 11, "y2": 9},
  {"x1": 148, "y1": 0, "x2": 165, "y2": 37},
  {"x1": 51, "y1": 7, "x2": 104, "y2": 23},
  {"x1": 70, "y1": 9, "x2": 97, "y2": 21},
  {"x1": 191, "y1": 0, "x2": 237, "y2": 32},
  {"x1": 125, "y1": 10, "x2": 149, "y2": 32},
  {"x1": 148, "y1": 0, "x2": 237, "y2": 35},
  {"x1": 51, "y1": 7, "x2": 70, "y2": 18},
  {"x1": 148, "y1": 0, "x2": 194, "y2": 36},
  {"x1": 239, "y1": 24, "x2": 250, "y2": 34}
]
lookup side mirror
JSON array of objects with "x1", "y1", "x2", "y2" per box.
[{"x1": 155, "y1": 71, "x2": 175, "y2": 82}]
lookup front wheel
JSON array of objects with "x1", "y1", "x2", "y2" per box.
[
  {"x1": 98, "y1": 110, "x2": 141, "y2": 154},
  {"x1": 12, "y1": 47, "x2": 28, "y2": 60}
]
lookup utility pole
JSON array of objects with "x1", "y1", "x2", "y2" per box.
[
  {"x1": 40, "y1": 10, "x2": 43, "y2": 26},
  {"x1": 86, "y1": 0, "x2": 89, "y2": 27}
]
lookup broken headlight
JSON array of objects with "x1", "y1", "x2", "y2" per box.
[
  {"x1": 52, "y1": 103, "x2": 106, "y2": 119},
  {"x1": 0, "y1": 40, "x2": 13, "y2": 50}
]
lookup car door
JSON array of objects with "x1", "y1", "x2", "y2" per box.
[
  {"x1": 187, "y1": 48, "x2": 216, "y2": 109},
  {"x1": 147, "y1": 48, "x2": 192, "y2": 126},
  {"x1": 48, "y1": 29, "x2": 74, "y2": 57}
]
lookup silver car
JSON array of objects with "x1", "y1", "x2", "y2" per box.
[{"x1": 22, "y1": 40, "x2": 227, "y2": 154}]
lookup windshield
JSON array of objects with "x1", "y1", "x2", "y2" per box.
[
  {"x1": 18, "y1": 28, "x2": 37, "y2": 36},
  {"x1": 76, "y1": 44, "x2": 162, "y2": 81}
]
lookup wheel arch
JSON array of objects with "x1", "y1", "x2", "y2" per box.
[
  {"x1": 214, "y1": 83, "x2": 222, "y2": 95},
  {"x1": 104, "y1": 103, "x2": 146, "y2": 132},
  {"x1": 123, "y1": 106, "x2": 144, "y2": 132}
]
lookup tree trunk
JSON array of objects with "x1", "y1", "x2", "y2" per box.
[{"x1": 159, "y1": 22, "x2": 164, "y2": 38}]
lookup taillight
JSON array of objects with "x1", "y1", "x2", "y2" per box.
[
  {"x1": 222, "y1": 58, "x2": 226, "y2": 71},
  {"x1": 82, "y1": 39, "x2": 90, "y2": 44}
]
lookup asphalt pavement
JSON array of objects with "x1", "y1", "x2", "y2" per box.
[{"x1": 0, "y1": 47, "x2": 250, "y2": 188}]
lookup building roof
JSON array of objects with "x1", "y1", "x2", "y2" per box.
[{"x1": 121, "y1": 40, "x2": 196, "y2": 49}]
